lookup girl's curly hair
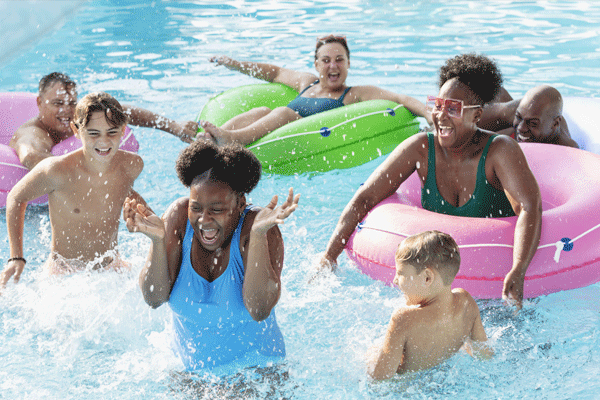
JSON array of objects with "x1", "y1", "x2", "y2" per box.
[{"x1": 175, "y1": 139, "x2": 261, "y2": 194}]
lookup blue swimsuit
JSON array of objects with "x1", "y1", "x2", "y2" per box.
[
  {"x1": 286, "y1": 80, "x2": 351, "y2": 117},
  {"x1": 168, "y1": 207, "x2": 285, "y2": 371}
]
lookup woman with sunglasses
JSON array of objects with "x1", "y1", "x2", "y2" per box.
[
  {"x1": 319, "y1": 53, "x2": 542, "y2": 309},
  {"x1": 200, "y1": 35, "x2": 431, "y2": 145},
  {"x1": 124, "y1": 139, "x2": 299, "y2": 371}
]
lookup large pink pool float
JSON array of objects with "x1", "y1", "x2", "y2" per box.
[
  {"x1": 346, "y1": 143, "x2": 600, "y2": 298},
  {"x1": 0, "y1": 92, "x2": 139, "y2": 207}
]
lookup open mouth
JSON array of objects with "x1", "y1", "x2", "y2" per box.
[
  {"x1": 438, "y1": 125, "x2": 453, "y2": 137},
  {"x1": 95, "y1": 147, "x2": 112, "y2": 156},
  {"x1": 200, "y1": 227, "x2": 219, "y2": 245},
  {"x1": 517, "y1": 134, "x2": 532, "y2": 142},
  {"x1": 57, "y1": 117, "x2": 71, "y2": 126}
]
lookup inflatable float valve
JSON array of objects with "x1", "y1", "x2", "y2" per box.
[{"x1": 553, "y1": 237, "x2": 574, "y2": 263}]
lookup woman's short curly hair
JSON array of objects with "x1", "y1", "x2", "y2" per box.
[
  {"x1": 438, "y1": 53, "x2": 503, "y2": 105},
  {"x1": 175, "y1": 139, "x2": 261, "y2": 194}
]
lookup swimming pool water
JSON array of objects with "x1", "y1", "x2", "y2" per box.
[{"x1": 1, "y1": 1, "x2": 599, "y2": 399}]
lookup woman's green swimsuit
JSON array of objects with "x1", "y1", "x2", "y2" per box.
[{"x1": 421, "y1": 132, "x2": 515, "y2": 218}]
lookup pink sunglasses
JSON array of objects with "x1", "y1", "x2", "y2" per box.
[{"x1": 426, "y1": 96, "x2": 481, "y2": 118}]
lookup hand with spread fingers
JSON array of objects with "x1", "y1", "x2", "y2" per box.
[
  {"x1": 252, "y1": 188, "x2": 300, "y2": 235},
  {"x1": 123, "y1": 196, "x2": 165, "y2": 241}
]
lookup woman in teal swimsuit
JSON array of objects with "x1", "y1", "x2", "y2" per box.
[
  {"x1": 200, "y1": 35, "x2": 431, "y2": 145},
  {"x1": 123, "y1": 139, "x2": 299, "y2": 371},
  {"x1": 320, "y1": 53, "x2": 542, "y2": 309}
]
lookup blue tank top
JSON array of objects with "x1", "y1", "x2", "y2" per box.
[
  {"x1": 421, "y1": 133, "x2": 516, "y2": 218},
  {"x1": 168, "y1": 207, "x2": 285, "y2": 371},
  {"x1": 287, "y1": 80, "x2": 351, "y2": 117}
]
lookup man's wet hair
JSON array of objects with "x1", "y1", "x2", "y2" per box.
[
  {"x1": 395, "y1": 230, "x2": 461, "y2": 286},
  {"x1": 176, "y1": 139, "x2": 261, "y2": 195},
  {"x1": 38, "y1": 72, "x2": 76, "y2": 94},
  {"x1": 439, "y1": 53, "x2": 503, "y2": 105},
  {"x1": 73, "y1": 92, "x2": 128, "y2": 129}
]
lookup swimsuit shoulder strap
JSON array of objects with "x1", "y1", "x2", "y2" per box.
[
  {"x1": 425, "y1": 132, "x2": 436, "y2": 183},
  {"x1": 297, "y1": 79, "x2": 320, "y2": 96},
  {"x1": 477, "y1": 132, "x2": 496, "y2": 174},
  {"x1": 338, "y1": 86, "x2": 352, "y2": 102}
]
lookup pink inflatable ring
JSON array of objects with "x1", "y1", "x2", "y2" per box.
[
  {"x1": 0, "y1": 92, "x2": 139, "y2": 207},
  {"x1": 345, "y1": 143, "x2": 600, "y2": 299}
]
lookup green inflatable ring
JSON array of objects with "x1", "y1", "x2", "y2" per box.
[{"x1": 198, "y1": 83, "x2": 420, "y2": 175}]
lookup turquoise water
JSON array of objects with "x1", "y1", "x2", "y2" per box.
[{"x1": 1, "y1": 1, "x2": 600, "y2": 399}]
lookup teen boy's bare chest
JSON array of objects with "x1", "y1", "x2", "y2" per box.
[{"x1": 49, "y1": 170, "x2": 132, "y2": 235}]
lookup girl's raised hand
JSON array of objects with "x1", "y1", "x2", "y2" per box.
[
  {"x1": 252, "y1": 188, "x2": 300, "y2": 235},
  {"x1": 123, "y1": 197, "x2": 165, "y2": 240}
]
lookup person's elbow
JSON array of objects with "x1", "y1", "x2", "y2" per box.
[
  {"x1": 466, "y1": 340, "x2": 495, "y2": 360},
  {"x1": 139, "y1": 276, "x2": 169, "y2": 309},
  {"x1": 513, "y1": 192, "x2": 542, "y2": 219},
  {"x1": 367, "y1": 362, "x2": 395, "y2": 381},
  {"x1": 19, "y1": 151, "x2": 42, "y2": 170},
  {"x1": 248, "y1": 306, "x2": 272, "y2": 322},
  {"x1": 528, "y1": 195, "x2": 543, "y2": 218},
  {"x1": 245, "y1": 290, "x2": 280, "y2": 321},
  {"x1": 354, "y1": 186, "x2": 381, "y2": 214},
  {"x1": 142, "y1": 291, "x2": 168, "y2": 309},
  {"x1": 7, "y1": 186, "x2": 30, "y2": 209}
]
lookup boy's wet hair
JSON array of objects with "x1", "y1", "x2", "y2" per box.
[
  {"x1": 39, "y1": 72, "x2": 76, "y2": 94},
  {"x1": 73, "y1": 92, "x2": 128, "y2": 129},
  {"x1": 395, "y1": 230, "x2": 460, "y2": 286},
  {"x1": 439, "y1": 53, "x2": 503, "y2": 105},
  {"x1": 315, "y1": 34, "x2": 350, "y2": 61},
  {"x1": 176, "y1": 139, "x2": 261, "y2": 195}
]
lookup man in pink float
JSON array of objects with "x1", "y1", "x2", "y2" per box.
[
  {"x1": 10, "y1": 72, "x2": 199, "y2": 169},
  {"x1": 479, "y1": 84, "x2": 578, "y2": 148}
]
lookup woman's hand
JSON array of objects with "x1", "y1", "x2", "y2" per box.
[
  {"x1": 502, "y1": 268, "x2": 525, "y2": 310},
  {"x1": 209, "y1": 55, "x2": 232, "y2": 66},
  {"x1": 123, "y1": 197, "x2": 165, "y2": 241},
  {"x1": 170, "y1": 120, "x2": 198, "y2": 143},
  {"x1": 252, "y1": 188, "x2": 300, "y2": 235}
]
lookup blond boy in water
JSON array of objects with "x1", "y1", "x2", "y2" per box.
[
  {"x1": 367, "y1": 230, "x2": 493, "y2": 381},
  {"x1": 1, "y1": 92, "x2": 145, "y2": 285}
]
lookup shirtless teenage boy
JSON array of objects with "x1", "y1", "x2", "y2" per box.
[
  {"x1": 479, "y1": 84, "x2": 578, "y2": 148},
  {"x1": 1, "y1": 92, "x2": 146, "y2": 286},
  {"x1": 10, "y1": 72, "x2": 199, "y2": 170},
  {"x1": 367, "y1": 231, "x2": 493, "y2": 381}
]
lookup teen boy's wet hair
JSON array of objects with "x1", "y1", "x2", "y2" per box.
[{"x1": 73, "y1": 92, "x2": 128, "y2": 129}]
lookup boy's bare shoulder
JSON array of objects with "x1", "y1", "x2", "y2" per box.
[
  {"x1": 390, "y1": 305, "x2": 422, "y2": 330},
  {"x1": 116, "y1": 150, "x2": 144, "y2": 179},
  {"x1": 31, "y1": 152, "x2": 76, "y2": 186},
  {"x1": 452, "y1": 288, "x2": 476, "y2": 302},
  {"x1": 452, "y1": 288, "x2": 480, "y2": 315}
]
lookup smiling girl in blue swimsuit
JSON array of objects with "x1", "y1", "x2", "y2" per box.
[
  {"x1": 200, "y1": 35, "x2": 431, "y2": 145},
  {"x1": 124, "y1": 139, "x2": 299, "y2": 371}
]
